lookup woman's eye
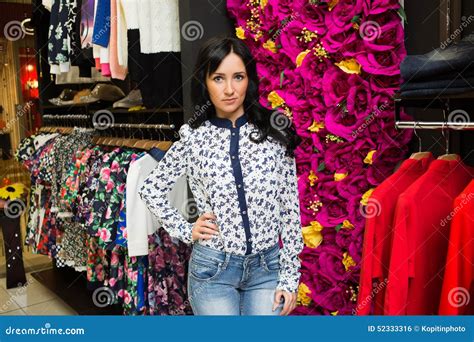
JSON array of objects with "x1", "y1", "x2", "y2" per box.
[
  {"x1": 235, "y1": 74, "x2": 244, "y2": 80},
  {"x1": 213, "y1": 76, "x2": 223, "y2": 82}
]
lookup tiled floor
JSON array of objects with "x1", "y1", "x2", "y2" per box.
[{"x1": 0, "y1": 273, "x2": 77, "y2": 315}]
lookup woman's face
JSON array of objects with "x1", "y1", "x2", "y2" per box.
[{"x1": 206, "y1": 52, "x2": 249, "y2": 118}]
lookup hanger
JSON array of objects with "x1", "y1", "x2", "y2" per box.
[
  {"x1": 438, "y1": 122, "x2": 460, "y2": 161},
  {"x1": 410, "y1": 122, "x2": 431, "y2": 160}
]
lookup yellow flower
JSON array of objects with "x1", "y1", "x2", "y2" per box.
[
  {"x1": 334, "y1": 172, "x2": 348, "y2": 181},
  {"x1": 331, "y1": 311, "x2": 339, "y2": 316},
  {"x1": 297, "y1": 283, "x2": 312, "y2": 306},
  {"x1": 360, "y1": 188, "x2": 375, "y2": 206},
  {"x1": 235, "y1": 26, "x2": 246, "y2": 40},
  {"x1": 0, "y1": 183, "x2": 26, "y2": 200},
  {"x1": 364, "y1": 150, "x2": 377, "y2": 164},
  {"x1": 302, "y1": 221, "x2": 324, "y2": 248},
  {"x1": 308, "y1": 120, "x2": 325, "y2": 133},
  {"x1": 260, "y1": 0, "x2": 268, "y2": 9},
  {"x1": 267, "y1": 91, "x2": 285, "y2": 108},
  {"x1": 342, "y1": 220, "x2": 354, "y2": 229},
  {"x1": 335, "y1": 58, "x2": 362, "y2": 74},
  {"x1": 263, "y1": 39, "x2": 278, "y2": 53},
  {"x1": 296, "y1": 49, "x2": 311, "y2": 67},
  {"x1": 328, "y1": 0, "x2": 339, "y2": 11},
  {"x1": 342, "y1": 252, "x2": 356, "y2": 271},
  {"x1": 308, "y1": 170, "x2": 318, "y2": 186}
]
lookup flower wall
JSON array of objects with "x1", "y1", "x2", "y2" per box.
[{"x1": 227, "y1": 0, "x2": 412, "y2": 315}]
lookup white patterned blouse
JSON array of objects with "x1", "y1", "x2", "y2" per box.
[{"x1": 139, "y1": 113, "x2": 304, "y2": 292}]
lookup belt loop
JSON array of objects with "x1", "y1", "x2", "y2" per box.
[
  {"x1": 259, "y1": 250, "x2": 265, "y2": 267},
  {"x1": 223, "y1": 249, "x2": 231, "y2": 270}
]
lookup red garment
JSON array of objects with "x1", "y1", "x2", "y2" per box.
[
  {"x1": 385, "y1": 159, "x2": 474, "y2": 315},
  {"x1": 356, "y1": 156, "x2": 433, "y2": 315},
  {"x1": 439, "y1": 180, "x2": 474, "y2": 315}
]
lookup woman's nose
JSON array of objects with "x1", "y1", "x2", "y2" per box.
[{"x1": 224, "y1": 82, "x2": 235, "y2": 95}]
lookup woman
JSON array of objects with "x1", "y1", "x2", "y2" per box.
[{"x1": 139, "y1": 37, "x2": 303, "y2": 315}]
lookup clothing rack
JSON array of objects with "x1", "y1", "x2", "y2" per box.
[
  {"x1": 93, "y1": 123, "x2": 176, "y2": 130},
  {"x1": 395, "y1": 121, "x2": 474, "y2": 130}
]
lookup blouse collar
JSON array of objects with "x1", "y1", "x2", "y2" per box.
[{"x1": 209, "y1": 112, "x2": 248, "y2": 129}]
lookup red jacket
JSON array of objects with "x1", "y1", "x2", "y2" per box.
[
  {"x1": 357, "y1": 156, "x2": 433, "y2": 315},
  {"x1": 385, "y1": 159, "x2": 474, "y2": 315},
  {"x1": 439, "y1": 180, "x2": 474, "y2": 315}
]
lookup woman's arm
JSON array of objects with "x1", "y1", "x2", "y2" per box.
[
  {"x1": 138, "y1": 124, "x2": 194, "y2": 244},
  {"x1": 276, "y1": 150, "x2": 304, "y2": 293}
]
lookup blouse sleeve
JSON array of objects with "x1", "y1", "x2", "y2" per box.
[
  {"x1": 276, "y1": 150, "x2": 304, "y2": 293},
  {"x1": 138, "y1": 124, "x2": 194, "y2": 244}
]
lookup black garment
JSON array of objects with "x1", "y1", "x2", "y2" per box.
[
  {"x1": 400, "y1": 34, "x2": 474, "y2": 82},
  {"x1": 400, "y1": 76, "x2": 474, "y2": 92},
  {"x1": 0, "y1": 213, "x2": 27, "y2": 289},
  {"x1": 127, "y1": 30, "x2": 182, "y2": 108},
  {"x1": 400, "y1": 87, "x2": 474, "y2": 98},
  {"x1": 70, "y1": 0, "x2": 95, "y2": 78}
]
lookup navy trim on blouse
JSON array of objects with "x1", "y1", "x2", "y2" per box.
[{"x1": 209, "y1": 112, "x2": 252, "y2": 254}]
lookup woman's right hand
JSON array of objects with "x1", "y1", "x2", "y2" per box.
[{"x1": 192, "y1": 212, "x2": 219, "y2": 241}]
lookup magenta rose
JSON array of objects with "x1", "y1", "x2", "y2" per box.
[
  {"x1": 322, "y1": 66, "x2": 359, "y2": 107},
  {"x1": 363, "y1": 0, "x2": 400, "y2": 16},
  {"x1": 356, "y1": 46, "x2": 405, "y2": 76},
  {"x1": 292, "y1": 0, "x2": 328, "y2": 36},
  {"x1": 321, "y1": 29, "x2": 359, "y2": 55},
  {"x1": 277, "y1": 19, "x2": 321, "y2": 63},
  {"x1": 347, "y1": 76, "x2": 373, "y2": 120},
  {"x1": 300, "y1": 52, "x2": 332, "y2": 91},
  {"x1": 325, "y1": 106, "x2": 367, "y2": 141},
  {"x1": 337, "y1": 171, "x2": 369, "y2": 199},
  {"x1": 362, "y1": 15, "x2": 404, "y2": 52},
  {"x1": 325, "y1": 0, "x2": 364, "y2": 34}
]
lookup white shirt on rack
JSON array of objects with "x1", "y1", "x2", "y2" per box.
[{"x1": 127, "y1": 152, "x2": 189, "y2": 257}]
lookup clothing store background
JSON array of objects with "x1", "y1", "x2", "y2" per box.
[{"x1": 0, "y1": 0, "x2": 473, "y2": 316}]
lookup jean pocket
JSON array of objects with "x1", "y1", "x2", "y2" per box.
[
  {"x1": 189, "y1": 254, "x2": 223, "y2": 281},
  {"x1": 263, "y1": 253, "x2": 280, "y2": 272}
]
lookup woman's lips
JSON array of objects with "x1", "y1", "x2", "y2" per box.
[{"x1": 222, "y1": 98, "x2": 237, "y2": 104}]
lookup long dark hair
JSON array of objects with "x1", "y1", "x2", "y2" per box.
[{"x1": 190, "y1": 36, "x2": 300, "y2": 157}]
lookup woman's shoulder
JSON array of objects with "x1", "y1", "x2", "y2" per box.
[{"x1": 177, "y1": 122, "x2": 210, "y2": 142}]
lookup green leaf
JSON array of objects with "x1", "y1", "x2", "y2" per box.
[
  {"x1": 279, "y1": 71, "x2": 285, "y2": 88},
  {"x1": 398, "y1": 6, "x2": 407, "y2": 24},
  {"x1": 351, "y1": 15, "x2": 360, "y2": 24},
  {"x1": 317, "y1": 162, "x2": 326, "y2": 172},
  {"x1": 335, "y1": 224, "x2": 343, "y2": 232}
]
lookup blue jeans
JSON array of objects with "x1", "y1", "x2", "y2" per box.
[{"x1": 187, "y1": 242, "x2": 283, "y2": 315}]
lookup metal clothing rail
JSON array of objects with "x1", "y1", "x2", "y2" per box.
[
  {"x1": 43, "y1": 114, "x2": 89, "y2": 120},
  {"x1": 92, "y1": 123, "x2": 176, "y2": 130},
  {"x1": 395, "y1": 121, "x2": 474, "y2": 130}
]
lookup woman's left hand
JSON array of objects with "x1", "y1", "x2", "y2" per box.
[{"x1": 273, "y1": 290, "x2": 297, "y2": 315}]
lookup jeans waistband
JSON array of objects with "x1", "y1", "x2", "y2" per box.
[{"x1": 192, "y1": 242, "x2": 280, "y2": 265}]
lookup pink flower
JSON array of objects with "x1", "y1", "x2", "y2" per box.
[
  {"x1": 99, "y1": 228, "x2": 111, "y2": 242},
  {"x1": 356, "y1": 47, "x2": 405, "y2": 76},
  {"x1": 108, "y1": 277, "x2": 117, "y2": 287},
  {"x1": 363, "y1": 0, "x2": 401, "y2": 16},
  {"x1": 100, "y1": 168, "x2": 111, "y2": 181},
  {"x1": 106, "y1": 180, "x2": 115, "y2": 192},
  {"x1": 325, "y1": 0, "x2": 364, "y2": 33}
]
